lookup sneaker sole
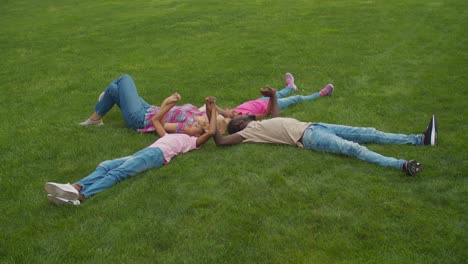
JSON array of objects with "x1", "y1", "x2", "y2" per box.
[
  {"x1": 47, "y1": 195, "x2": 80, "y2": 206},
  {"x1": 431, "y1": 115, "x2": 437, "y2": 146},
  {"x1": 407, "y1": 161, "x2": 423, "y2": 176},
  {"x1": 44, "y1": 183, "x2": 79, "y2": 200},
  {"x1": 327, "y1": 84, "x2": 334, "y2": 95},
  {"x1": 79, "y1": 121, "x2": 104, "y2": 126}
]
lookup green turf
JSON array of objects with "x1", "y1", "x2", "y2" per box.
[{"x1": 0, "y1": 0, "x2": 466, "y2": 263}]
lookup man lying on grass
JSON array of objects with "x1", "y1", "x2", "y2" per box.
[
  {"x1": 45, "y1": 94, "x2": 218, "y2": 206},
  {"x1": 213, "y1": 87, "x2": 437, "y2": 176}
]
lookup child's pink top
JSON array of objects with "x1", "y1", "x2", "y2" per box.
[
  {"x1": 234, "y1": 99, "x2": 269, "y2": 115},
  {"x1": 148, "y1": 133, "x2": 198, "y2": 163}
]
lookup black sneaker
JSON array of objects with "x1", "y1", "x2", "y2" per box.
[
  {"x1": 406, "y1": 160, "x2": 423, "y2": 176},
  {"x1": 423, "y1": 115, "x2": 437, "y2": 145}
]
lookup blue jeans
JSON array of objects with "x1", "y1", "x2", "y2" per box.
[
  {"x1": 260, "y1": 85, "x2": 321, "y2": 110},
  {"x1": 301, "y1": 123, "x2": 424, "y2": 170},
  {"x1": 95, "y1": 74, "x2": 151, "y2": 130},
  {"x1": 76, "y1": 147, "x2": 165, "y2": 198}
]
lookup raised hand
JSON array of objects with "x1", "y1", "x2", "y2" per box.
[
  {"x1": 205, "y1": 96, "x2": 216, "y2": 112},
  {"x1": 260, "y1": 86, "x2": 277, "y2": 97},
  {"x1": 163, "y1": 92, "x2": 181, "y2": 105}
]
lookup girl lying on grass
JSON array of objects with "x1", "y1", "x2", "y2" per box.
[
  {"x1": 45, "y1": 94, "x2": 218, "y2": 205},
  {"x1": 216, "y1": 72, "x2": 333, "y2": 119}
]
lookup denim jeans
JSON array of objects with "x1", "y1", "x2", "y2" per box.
[
  {"x1": 94, "y1": 74, "x2": 151, "y2": 130},
  {"x1": 260, "y1": 85, "x2": 321, "y2": 110},
  {"x1": 302, "y1": 123, "x2": 424, "y2": 169},
  {"x1": 76, "y1": 147, "x2": 165, "y2": 198}
]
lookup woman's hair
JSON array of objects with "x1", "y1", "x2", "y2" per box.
[{"x1": 227, "y1": 115, "x2": 255, "y2": 134}]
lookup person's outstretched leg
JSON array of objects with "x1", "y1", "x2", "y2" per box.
[
  {"x1": 276, "y1": 93, "x2": 320, "y2": 110},
  {"x1": 79, "y1": 148, "x2": 164, "y2": 199},
  {"x1": 318, "y1": 123, "x2": 424, "y2": 145},
  {"x1": 75, "y1": 156, "x2": 130, "y2": 192},
  {"x1": 302, "y1": 125, "x2": 408, "y2": 171},
  {"x1": 44, "y1": 156, "x2": 126, "y2": 204},
  {"x1": 45, "y1": 148, "x2": 165, "y2": 204},
  {"x1": 276, "y1": 83, "x2": 334, "y2": 110}
]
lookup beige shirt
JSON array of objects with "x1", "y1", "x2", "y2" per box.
[{"x1": 237, "y1": 117, "x2": 311, "y2": 147}]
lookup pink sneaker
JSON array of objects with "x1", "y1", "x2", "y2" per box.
[
  {"x1": 320, "y1": 84, "x2": 334, "y2": 96},
  {"x1": 285, "y1": 73, "x2": 298, "y2": 91}
]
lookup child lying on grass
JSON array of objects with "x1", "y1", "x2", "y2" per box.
[{"x1": 45, "y1": 94, "x2": 218, "y2": 205}]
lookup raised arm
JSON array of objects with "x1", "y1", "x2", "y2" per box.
[
  {"x1": 215, "y1": 105, "x2": 238, "y2": 119},
  {"x1": 151, "y1": 93, "x2": 181, "y2": 137},
  {"x1": 255, "y1": 86, "x2": 280, "y2": 120},
  {"x1": 198, "y1": 103, "x2": 229, "y2": 118},
  {"x1": 195, "y1": 97, "x2": 217, "y2": 147},
  {"x1": 215, "y1": 105, "x2": 229, "y2": 117}
]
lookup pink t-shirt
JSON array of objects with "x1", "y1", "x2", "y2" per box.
[
  {"x1": 148, "y1": 133, "x2": 198, "y2": 163},
  {"x1": 234, "y1": 99, "x2": 269, "y2": 115}
]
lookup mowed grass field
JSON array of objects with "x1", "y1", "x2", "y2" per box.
[{"x1": 0, "y1": 0, "x2": 466, "y2": 263}]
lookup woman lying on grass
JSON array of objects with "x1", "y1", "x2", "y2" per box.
[
  {"x1": 46, "y1": 94, "x2": 218, "y2": 205},
  {"x1": 80, "y1": 74, "x2": 208, "y2": 136},
  {"x1": 80, "y1": 73, "x2": 333, "y2": 135}
]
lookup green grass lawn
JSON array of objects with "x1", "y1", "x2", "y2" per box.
[{"x1": 1, "y1": 0, "x2": 466, "y2": 263}]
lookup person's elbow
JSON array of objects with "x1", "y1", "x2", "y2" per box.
[
  {"x1": 214, "y1": 137, "x2": 228, "y2": 146},
  {"x1": 215, "y1": 141, "x2": 229, "y2": 147}
]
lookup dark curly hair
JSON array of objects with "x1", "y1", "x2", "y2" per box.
[{"x1": 227, "y1": 115, "x2": 256, "y2": 134}]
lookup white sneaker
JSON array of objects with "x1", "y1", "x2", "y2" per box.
[
  {"x1": 44, "y1": 182, "x2": 79, "y2": 200},
  {"x1": 47, "y1": 194, "x2": 80, "y2": 206},
  {"x1": 79, "y1": 118, "x2": 103, "y2": 126},
  {"x1": 285, "y1": 72, "x2": 298, "y2": 91}
]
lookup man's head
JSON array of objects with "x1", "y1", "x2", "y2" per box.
[{"x1": 227, "y1": 115, "x2": 256, "y2": 134}]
